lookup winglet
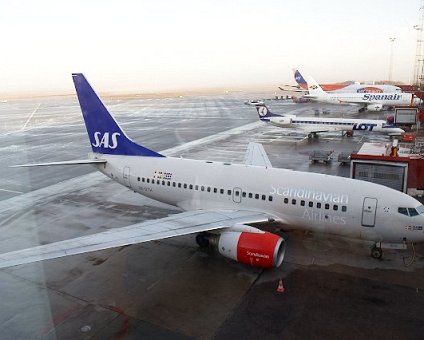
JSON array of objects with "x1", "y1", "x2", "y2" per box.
[{"x1": 72, "y1": 73, "x2": 164, "y2": 157}]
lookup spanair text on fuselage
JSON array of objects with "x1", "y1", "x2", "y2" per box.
[
  {"x1": 92, "y1": 150, "x2": 424, "y2": 244},
  {"x1": 331, "y1": 93, "x2": 412, "y2": 105}
]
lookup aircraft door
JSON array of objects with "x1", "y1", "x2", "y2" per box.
[
  {"x1": 233, "y1": 187, "x2": 242, "y2": 203},
  {"x1": 362, "y1": 197, "x2": 377, "y2": 227},
  {"x1": 123, "y1": 166, "x2": 131, "y2": 188}
]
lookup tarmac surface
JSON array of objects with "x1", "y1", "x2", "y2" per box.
[{"x1": 0, "y1": 93, "x2": 423, "y2": 339}]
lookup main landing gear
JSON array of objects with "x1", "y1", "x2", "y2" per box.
[{"x1": 371, "y1": 244, "x2": 383, "y2": 259}]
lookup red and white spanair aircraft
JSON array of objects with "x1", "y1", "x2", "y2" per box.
[
  {"x1": 279, "y1": 69, "x2": 402, "y2": 94},
  {"x1": 1, "y1": 74, "x2": 423, "y2": 270},
  {"x1": 304, "y1": 76, "x2": 420, "y2": 112}
]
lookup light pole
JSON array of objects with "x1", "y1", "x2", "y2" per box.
[
  {"x1": 413, "y1": 24, "x2": 424, "y2": 89},
  {"x1": 389, "y1": 37, "x2": 396, "y2": 82}
]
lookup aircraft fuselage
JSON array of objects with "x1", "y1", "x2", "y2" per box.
[
  {"x1": 94, "y1": 153, "x2": 424, "y2": 244},
  {"x1": 265, "y1": 116, "x2": 404, "y2": 135}
]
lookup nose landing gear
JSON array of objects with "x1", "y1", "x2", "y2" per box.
[
  {"x1": 371, "y1": 240, "x2": 416, "y2": 266},
  {"x1": 402, "y1": 241, "x2": 416, "y2": 267},
  {"x1": 371, "y1": 244, "x2": 383, "y2": 259}
]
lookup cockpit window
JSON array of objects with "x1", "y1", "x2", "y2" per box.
[
  {"x1": 398, "y1": 206, "x2": 424, "y2": 217},
  {"x1": 416, "y1": 205, "x2": 424, "y2": 215},
  {"x1": 398, "y1": 207, "x2": 408, "y2": 216}
]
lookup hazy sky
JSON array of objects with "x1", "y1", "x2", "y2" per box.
[{"x1": 0, "y1": 0, "x2": 421, "y2": 95}]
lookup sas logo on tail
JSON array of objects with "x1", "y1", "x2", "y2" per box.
[{"x1": 92, "y1": 132, "x2": 120, "y2": 149}]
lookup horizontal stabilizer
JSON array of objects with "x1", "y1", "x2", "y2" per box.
[
  {"x1": 10, "y1": 159, "x2": 107, "y2": 168},
  {"x1": 278, "y1": 86, "x2": 305, "y2": 93},
  {"x1": 244, "y1": 142, "x2": 273, "y2": 168}
]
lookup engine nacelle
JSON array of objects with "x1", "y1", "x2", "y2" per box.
[
  {"x1": 270, "y1": 116, "x2": 292, "y2": 127},
  {"x1": 367, "y1": 104, "x2": 383, "y2": 111},
  {"x1": 216, "y1": 231, "x2": 286, "y2": 268}
]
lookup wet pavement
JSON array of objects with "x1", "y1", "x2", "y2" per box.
[{"x1": 0, "y1": 94, "x2": 423, "y2": 339}]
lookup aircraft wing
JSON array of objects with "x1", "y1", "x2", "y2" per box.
[
  {"x1": 244, "y1": 142, "x2": 273, "y2": 168},
  {"x1": 296, "y1": 125, "x2": 339, "y2": 134},
  {"x1": 336, "y1": 99, "x2": 362, "y2": 106},
  {"x1": 278, "y1": 85, "x2": 306, "y2": 93},
  {"x1": 0, "y1": 209, "x2": 276, "y2": 269}
]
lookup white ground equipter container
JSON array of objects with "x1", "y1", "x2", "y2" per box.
[
  {"x1": 394, "y1": 107, "x2": 418, "y2": 126},
  {"x1": 309, "y1": 150, "x2": 333, "y2": 164},
  {"x1": 350, "y1": 140, "x2": 424, "y2": 195}
]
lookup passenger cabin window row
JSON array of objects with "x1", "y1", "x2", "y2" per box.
[
  {"x1": 293, "y1": 121, "x2": 354, "y2": 126},
  {"x1": 136, "y1": 177, "x2": 274, "y2": 201},
  {"x1": 282, "y1": 197, "x2": 347, "y2": 212},
  {"x1": 134, "y1": 176, "x2": 347, "y2": 211}
]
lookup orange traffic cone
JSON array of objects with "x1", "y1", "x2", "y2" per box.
[{"x1": 276, "y1": 279, "x2": 285, "y2": 293}]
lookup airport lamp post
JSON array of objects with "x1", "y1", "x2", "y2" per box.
[
  {"x1": 413, "y1": 25, "x2": 422, "y2": 88},
  {"x1": 388, "y1": 37, "x2": 396, "y2": 82}
]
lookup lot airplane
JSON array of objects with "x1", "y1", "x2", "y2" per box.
[
  {"x1": 1, "y1": 74, "x2": 424, "y2": 270},
  {"x1": 253, "y1": 103, "x2": 405, "y2": 137},
  {"x1": 293, "y1": 69, "x2": 402, "y2": 93},
  {"x1": 304, "y1": 76, "x2": 419, "y2": 112}
]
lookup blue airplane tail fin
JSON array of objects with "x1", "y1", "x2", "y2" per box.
[
  {"x1": 294, "y1": 69, "x2": 307, "y2": 88},
  {"x1": 72, "y1": 73, "x2": 164, "y2": 157},
  {"x1": 255, "y1": 104, "x2": 280, "y2": 120}
]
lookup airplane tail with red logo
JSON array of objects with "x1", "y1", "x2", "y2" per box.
[{"x1": 72, "y1": 73, "x2": 164, "y2": 157}]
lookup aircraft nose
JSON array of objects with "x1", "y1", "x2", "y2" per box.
[{"x1": 415, "y1": 215, "x2": 424, "y2": 241}]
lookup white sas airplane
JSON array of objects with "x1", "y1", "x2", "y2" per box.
[
  {"x1": 303, "y1": 76, "x2": 420, "y2": 112},
  {"x1": 253, "y1": 103, "x2": 405, "y2": 137},
  {"x1": 1, "y1": 73, "x2": 424, "y2": 271}
]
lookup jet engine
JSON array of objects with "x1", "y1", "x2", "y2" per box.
[
  {"x1": 270, "y1": 116, "x2": 292, "y2": 127},
  {"x1": 366, "y1": 104, "x2": 383, "y2": 111},
  {"x1": 210, "y1": 227, "x2": 286, "y2": 268}
]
